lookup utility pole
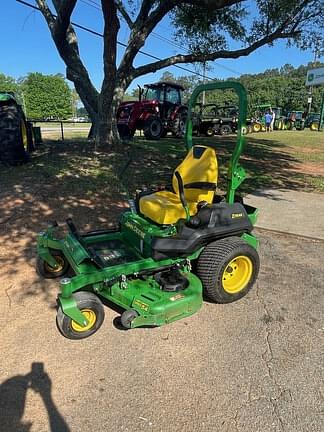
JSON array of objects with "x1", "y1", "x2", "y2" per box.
[
  {"x1": 202, "y1": 61, "x2": 207, "y2": 105},
  {"x1": 307, "y1": 47, "x2": 319, "y2": 116}
]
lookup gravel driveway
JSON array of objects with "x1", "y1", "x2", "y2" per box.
[{"x1": 0, "y1": 230, "x2": 323, "y2": 432}]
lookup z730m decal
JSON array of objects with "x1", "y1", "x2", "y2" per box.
[{"x1": 231, "y1": 213, "x2": 243, "y2": 219}]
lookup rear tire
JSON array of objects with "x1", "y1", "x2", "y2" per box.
[
  {"x1": 197, "y1": 237, "x2": 260, "y2": 303},
  {"x1": 252, "y1": 122, "x2": 261, "y2": 133},
  {"x1": 205, "y1": 126, "x2": 215, "y2": 137},
  {"x1": 172, "y1": 112, "x2": 187, "y2": 138},
  {"x1": 0, "y1": 100, "x2": 29, "y2": 166},
  {"x1": 56, "y1": 291, "x2": 105, "y2": 340},
  {"x1": 286, "y1": 121, "x2": 293, "y2": 130},
  {"x1": 310, "y1": 122, "x2": 319, "y2": 131},
  {"x1": 143, "y1": 116, "x2": 163, "y2": 140},
  {"x1": 219, "y1": 124, "x2": 232, "y2": 135},
  {"x1": 276, "y1": 120, "x2": 283, "y2": 130}
]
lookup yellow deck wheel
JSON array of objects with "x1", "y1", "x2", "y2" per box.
[
  {"x1": 44, "y1": 256, "x2": 65, "y2": 273},
  {"x1": 310, "y1": 122, "x2": 319, "y2": 131},
  {"x1": 222, "y1": 255, "x2": 253, "y2": 294},
  {"x1": 71, "y1": 309, "x2": 97, "y2": 332},
  {"x1": 57, "y1": 291, "x2": 105, "y2": 339},
  {"x1": 36, "y1": 253, "x2": 69, "y2": 279},
  {"x1": 253, "y1": 123, "x2": 261, "y2": 132}
]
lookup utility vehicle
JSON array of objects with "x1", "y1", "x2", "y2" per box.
[{"x1": 196, "y1": 103, "x2": 238, "y2": 136}]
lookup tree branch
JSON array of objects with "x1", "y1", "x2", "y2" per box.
[
  {"x1": 115, "y1": 0, "x2": 133, "y2": 28},
  {"x1": 129, "y1": 0, "x2": 317, "y2": 86},
  {"x1": 53, "y1": 0, "x2": 77, "y2": 40},
  {"x1": 133, "y1": 0, "x2": 156, "y2": 29},
  {"x1": 101, "y1": 0, "x2": 119, "y2": 81},
  {"x1": 120, "y1": 0, "x2": 243, "y2": 73},
  {"x1": 133, "y1": 28, "x2": 299, "y2": 78},
  {"x1": 35, "y1": 0, "x2": 55, "y2": 29}
]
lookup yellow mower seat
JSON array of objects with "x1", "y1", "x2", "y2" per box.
[{"x1": 139, "y1": 145, "x2": 218, "y2": 225}]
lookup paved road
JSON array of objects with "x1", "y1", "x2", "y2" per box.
[
  {"x1": 246, "y1": 189, "x2": 324, "y2": 240},
  {"x1": 0, "y1": 231, "x2": 323, "y2": 432}
]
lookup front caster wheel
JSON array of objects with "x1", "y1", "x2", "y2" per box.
[
  {"x1": 120, "y1": 309, "x2": 139, "y2": 329},
  {"x1": 197, "y1": 237, "x2": 260, "y2": 303},
  {"x1": 36, "y1": 251, "x2": 69, "y2": 279},
  {"x1": 56, "y1": 292, "x2": 105, "y2": 339}
]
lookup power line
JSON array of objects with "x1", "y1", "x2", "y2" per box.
[
  {"x1": 80, "y1": 0, "x2": 241, "y2": 76},
  {"x1": 17, "y1": 0, "x2": 219, "y2": 80}
]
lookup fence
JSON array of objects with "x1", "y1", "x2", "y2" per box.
[{"x1": 31, "y1": 120, "x2": 91, "y2": 141}]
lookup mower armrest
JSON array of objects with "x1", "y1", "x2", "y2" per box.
[
  {"x1": 66, "y1": 218, "x2": 87, "y2": 249},
  {"x1": 66, "y1": 219, "x2": 107, "y2": 269}
]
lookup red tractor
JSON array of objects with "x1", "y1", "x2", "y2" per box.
[{"x1": 117, "y1": 81, "x2": 188, "y2": 140}]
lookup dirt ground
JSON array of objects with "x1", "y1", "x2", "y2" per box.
[{"x1": 0, "y1": 140, "x2": 323, "y2": 431}]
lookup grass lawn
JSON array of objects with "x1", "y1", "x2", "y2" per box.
[
  {"x1": 34, "y1": 121, "x2": 91, "y2": 129},
  {"x1": 129, "y1": 129, "x2": 324, "y2": 193},
  {"x1": 1, "y1": 130, "x2": 323, "y2": 225},
  {"x1": 34, "y1": 122, "x2": 91, "y2": 141}
]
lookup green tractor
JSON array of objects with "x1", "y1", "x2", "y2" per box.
[
  {"x1": 305, "y1": 112, "x2": 320, "y2": 131},
  {"x1": 285, "y1": 111, "x2": 305, "y2": 130},
  {"x1": 36, "y1": 81, "x2": 260, "y2": 339},
  {"x1": 249, "y1": 104, "x2": 285, "y2": 132},
  {"x1": 0, "y1": 92, "x2": 34, "y2": 165}
]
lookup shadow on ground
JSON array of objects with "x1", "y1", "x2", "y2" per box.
[
  {"x1": 0, "y1": 362, "x2": 70, "y2": 432},
  {"x1": 0, "y1": 134, "x2": 321, "y2": 303}
]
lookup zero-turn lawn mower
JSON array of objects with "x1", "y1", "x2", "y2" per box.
[{"x1": 36, "y1": 81, "x2": 260, "y2": 339}]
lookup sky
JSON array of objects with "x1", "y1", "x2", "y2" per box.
[{"x1": 1, "y1": 0, "x2": 321, "y2": 94}]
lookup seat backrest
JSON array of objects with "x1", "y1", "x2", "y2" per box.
[{"x1": 172, "y1": 145, "x2": 218, "y2": 204}]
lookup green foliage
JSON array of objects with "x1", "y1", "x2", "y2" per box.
[
  {"x1": 21, "y1": 73, "x2": 72, "y2": 120},
  {"x1": 159, "y1": 71, "x2": 201, "y2": 102},
  {"x1": 128, "y1": 62, "x2": 323, "y2": 116},
  {"x1": 190, "y1": 62, "x2": 324, "y2": 115},
  {"x1": 172, "y1": 4, "x2": 246, "y2": 55},
  {"x1": 76, "y1": 106, "x2": 89, "y2": 118},
  {"x1": 0, "y1": 73, "x2": 19, "y2": 93},
  {"x1": 173, "y1": 1, "x2": 323, "y2": 55}
]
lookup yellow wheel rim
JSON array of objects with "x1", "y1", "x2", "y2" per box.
[
  {"x1": 253, "y1": 123, "x2": 261, "y2": 132},
  {"x1": 44, "y1": 256, "x2": 65, "y2": 273},
  {"x1": 71, "y1": 309, "x2": 97, "y2": 332},
  {"x1": 310, "y1": 122, "x2": 319, "y2": 131},
  {"x1": 222, "y1": 256, "x2": 253, "y2": 294}
]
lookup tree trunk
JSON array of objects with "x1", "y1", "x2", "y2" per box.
[
  {"x1": 97, "y1": 0, "x2": 122, "y2": 151},
  {"x1": 96, "y1": 83, "x2": 126, "y2": 150}
]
